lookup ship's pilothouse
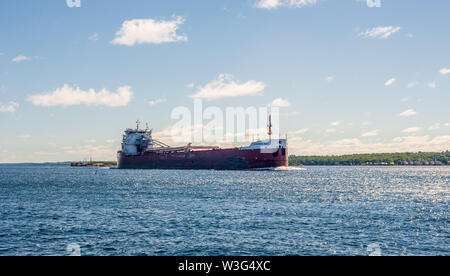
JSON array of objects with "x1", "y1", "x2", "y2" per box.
[
  {"x1": 240, "y1": 139, "x2": 287, "y2": 151},
  {"x1": 121, "y1": 120, "x2": 170, "y2": 156},
  {"x1": 239, "y1": 114, "x2": 287, "y2": 152}
]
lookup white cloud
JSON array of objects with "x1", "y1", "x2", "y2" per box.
[
  {"x1": 187, "y1": 83, "x2": 195, "y2": 88},
  {"x1": 331, "y1": 121, "x2": 342, "y2": 126},
  {"x1": 0, "y1": 102, "x2": 19, "y2": 113},
  {"x1": 289, "y1": 128, "x2": 309, "y2": 135},
  {"x1": 106, "y1": 139, "x2": 116, "y2": 143},
  {"x1": 253, "y1": 0, "x2": 317, "y2": 9},
  {"x1": 254, "y1": 0, "x2": 281, "y2": 9},
  {"x1": 445, "y1": 123, "x2": 450, "y2": 127},
  {"x1": 429, "y1": 123, "x2": 440, "y2": 131},
  {"x1": 149, "y1": 98, "x2": 167, "y2": 105},
  {"x1": 111, "y1": 16, "x2": 187, "y2": 46},
  {"x1": 428, "y1": 82, "x2": 437, "y2": 89},
  {"x1": 325, "y1": 76, "x2": 334, "y2": 83},
  {"x1": 325, "y1": 129, "x2": 337, "y2": 133},
  {"x1": 399, "y1": 109, "x2": 417, "y2": 117},
  {"x1": 64, "y1": 144, "x2": 116, "y2": 158},
  {"x1": 85, "y1": 139, "x2": 97, "y2": 144},
  {"x1": 281, "y1": 111, "x2": 299, "y2": 117},
  {"x1": 361, "y1": 130, "x2": 379, "y2": 137},
  {"x1": 288, "y1": 0, "x2": 318, "y2": 8},
  {"x1": 402, "y1": 126, "x2": 422, "y2": 133},
  {"x1": 189, "y1": 74, "x2": 265, "y2": 100},
  {"x1": 89, "y1": 33, "x2": 99, "y2": 41},
  {"x1": 19, "y1": 134, "x2": 31, "y2": 140},
  {"x1": 385, "y1": 78, "x2": 396, "y2": 87},
  {"x1": 440, "y1": 68, "x2": 450, "y2": 75},
  {"x1": 270, "y1": 98, "x2": 291, "y2": 107},
  {"x1": 34, "y1": 151, "x2": 56, "y2": 156},
  {"x1": 289, "y1": 135, "x2": 450, "y2": 156},
  {"x1": 407, "y1": 81, "x2": 419, "y2": 88},
  {"x1": 27, "y1": 85, "x2": 133, "y2": 107},
  {"x1": 359, "y1": 26, "x2": 401, "y2": 39},
  {"x1": 12, "y1": 55, "x2": 31, "y2": 63}
]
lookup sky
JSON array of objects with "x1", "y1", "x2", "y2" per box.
[{"x1": 0, "y1": 0, "x2": 449, "y2": 162}]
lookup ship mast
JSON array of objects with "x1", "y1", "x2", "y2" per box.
[
  {"x1": 267, "y1": 114, "x2": 273, "y2": 140},
  {"x1": 136, "y1": 120, "x2": 141, "y2": 130}
]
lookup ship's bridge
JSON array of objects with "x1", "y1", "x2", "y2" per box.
[
  {"x1": 240, "y1": 139, "x2": 287, "y2": 150},
  {"x1": 121, "y1": 129, "x2": 152, "y2": 156},
  {"x1": 121, "y1": 121, "x2": 173, "y2": 156}
]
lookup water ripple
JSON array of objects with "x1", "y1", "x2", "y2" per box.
[{"x1": 0, "y1": 165, "x2": 448, "y2": 256}]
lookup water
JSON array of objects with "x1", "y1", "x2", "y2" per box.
[{"x1": 0, "y1": 164, "x2": 448, "y2": 256}]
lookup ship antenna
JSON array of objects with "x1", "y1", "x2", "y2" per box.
[
  {"x1": 268, "y1": 114, "x2": 273, "y2": 140},
  {"x1": 136, "y1": 120, "x2": 141, "y2": 130},
  {"x1": 146, "y1": 123, "x2": 149, "y2": 131}
]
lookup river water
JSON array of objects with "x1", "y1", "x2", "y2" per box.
[{"x1": 0, "y1": 164, "x2": 448, "y2": 256}]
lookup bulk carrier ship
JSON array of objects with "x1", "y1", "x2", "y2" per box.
[{"x1": 117, "y1": 117, "x2": 288, "y2": 170}]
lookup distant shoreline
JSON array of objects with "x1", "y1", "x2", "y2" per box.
[
  {"x1": 289, "y1": 151, "x2": 449, "y2": 166},
  {"x1": 70, "y1": 161, "x2": 117, "y2": 167}
]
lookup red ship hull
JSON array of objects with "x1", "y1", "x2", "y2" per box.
[{"x1": 117, "y1": 147, "x2": 288, "y2": 170}]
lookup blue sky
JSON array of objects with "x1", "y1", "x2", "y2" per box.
[{"x1": 0, "y1": 0, "x2": 449, "y2": 162}]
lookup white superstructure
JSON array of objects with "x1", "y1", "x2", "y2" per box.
[
  {"x1": 121, "y1": 129, "x2": 152, "y2": 156},
  {"x1": 240, "y1": 139, "x2": 287, "y2": 153},
  {"x1": 121, "y1": 121, "x2": 177, "y2": 156}
]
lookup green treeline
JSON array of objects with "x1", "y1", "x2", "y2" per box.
[
  {"x1": 70, "y1": 161, "x2": 117, "y2": 167},
  {"x1": 289, "y1": 151, "x2": 450, "y2": 166}
]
